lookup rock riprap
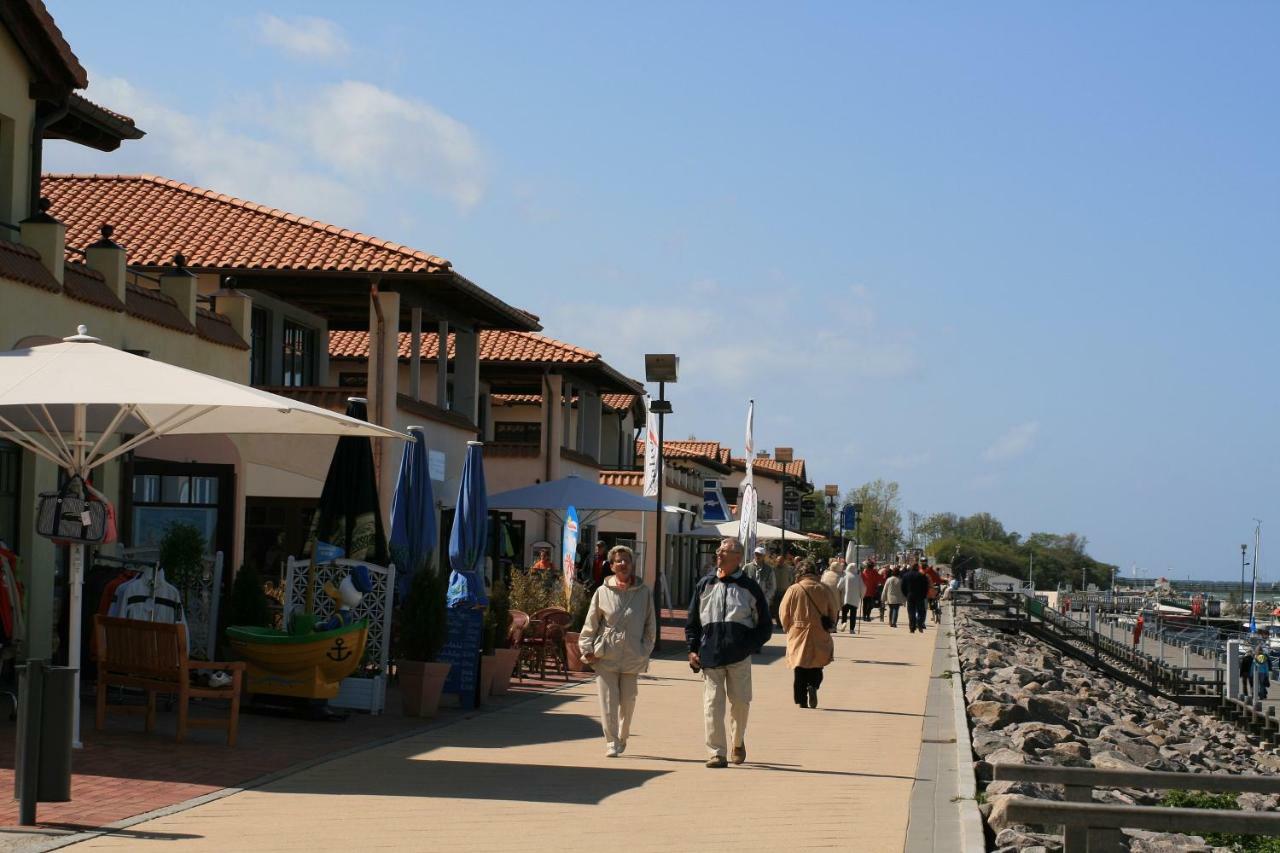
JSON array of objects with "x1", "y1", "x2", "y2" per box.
[{"x1": 954, "y1": 610, "x2": 1279, "y2": 852}]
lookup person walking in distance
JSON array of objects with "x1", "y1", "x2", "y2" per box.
[
  {"x1": 744, "y1": 546, "x2": 776, "y2": 625},
  {"x1": 881, "y1": 566, "x2": 905, "y2": 628},
  {"x1": 578, "y1": 545, "x2": 656, "y2": 758},
  {"x1": 837, "y1": 560, "x2": 865, "y2": 633},
  {"x1": 901, "y1": 560, "x2": 930, "y2": 634},
  {"x1": 860, "y1": 559, "x2": 881, "y2": 622},
  {"x1": 685, "y1": 538, "x2": 772, "y2": 768},
  {"x1": 779, "y1": 559, "x2": 839, "y2": 708}
]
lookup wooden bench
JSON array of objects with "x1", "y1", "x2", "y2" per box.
[{"x1": 94, "y1": 615, "x2": 245, "y2": 746}]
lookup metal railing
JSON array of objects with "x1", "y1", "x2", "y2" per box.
[{"x1": 993, "y1": 764, "x2": 1280, "y2": 852}]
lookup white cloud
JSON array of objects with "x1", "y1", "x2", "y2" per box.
[
  {"x1": 256, "y1": 14, "x2": 350, "y2": 61},
  {"x1": 981, "y1": 421, "x2": 1040, "y2": 463},
  {"x1": 291, "y1": 82, "x2": 487, "y2": 211},
  {"x1": 45, "y1": 73, "x2": 488, "y2": 225}
]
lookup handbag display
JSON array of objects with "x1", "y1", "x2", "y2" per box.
[{"x1": 35, "y1": 475, "x2": 109, "y2": 544}]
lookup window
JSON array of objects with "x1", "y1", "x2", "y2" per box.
[
  {"x1": 282, "y1": 320, "x2": 315, "y2": 387},
  {"x1": 250, "y1": 307, "x2": 271, "y2": 385},
  {"x1": 494, "y1": 421, "x2": 541, "y2": 445},
  {"x1": 338, "y1": 372, "x2": 367, "y2": 388},
  {"x1": 129, "y1": 468, "x2": 225, "y2": 555}
]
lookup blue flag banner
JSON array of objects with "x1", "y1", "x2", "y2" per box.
[{"x1": 315, "y1": 541, "x2": 345, "y2": 563}]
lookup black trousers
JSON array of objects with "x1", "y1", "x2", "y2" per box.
[
  {"x1": 887, "y1": 603, "x2": 901, "y2": 627},
  {"x1": 907, "y1": 598, "x2": 928, "y2": 632},
  {"x1": 840, "y1": 603, "x2": 858, "y2": 631},
  {"x1": 861, "y1": 595, "x2": 876, "y2": 621},
  {"x1": 793, "y1": 666, "x2": 824, "y2": 705}
]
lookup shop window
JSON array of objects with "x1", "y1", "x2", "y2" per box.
[
  {"x1": 129, "y1": 466, "x2": 230, "y2": 556},
  {"x1": 250, "y1": 307, "x2": 271, "y2": 385},
  {"x1": 494, "y1": 421, "x2": 540, "y2": 445},
  {"x1": 282, "y1": 320, "x2": 316, "y2": 387}
]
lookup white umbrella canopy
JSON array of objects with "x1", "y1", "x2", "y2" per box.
[
  {"x1": 679, "y1": 518, "x2": 814, "y2": 542},
  {"x1": 0, "y1": 326, "x2": 408, "y2": 747},
  {"x1": 0, "y1": 328, "x2": 404, "y2": 475}
]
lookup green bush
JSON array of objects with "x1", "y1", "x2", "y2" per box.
[
  {"x1": 160, "y1": 522, "x2": 206, "y2": 603},
  {"x1": 568, "y1": 582, "x2": 591, "y2": 632},
  {"x1": 508, "y1": 568, "x2": 562, "y2": 616},
  {"x1": 399, "y1": 566, "x2": 447, "y2": 662},
  {"x1": 1161, "y1": 790, "x2": 1280, "y2": 852},
  {"x1": 484, "y1": 578, "x2": 511, "y2": 653}
]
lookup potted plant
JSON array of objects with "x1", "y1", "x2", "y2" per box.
[
  {"x1": 482, "y1": 578, "x2": 518, "y2": 695},
  {"x1": 398, "y1": 565, "x2": 451, "y2": 717},
  {"x1": 160, "y1": 521, "x2": 207, "y2": 609},
  {"x1": 563, "y1": 582, "x2": 594, "y2": 673}
]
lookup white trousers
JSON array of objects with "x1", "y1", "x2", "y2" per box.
[
  {"x1": 596, "y1": 669, "x2": 639, "y2": 747},
  {"x1": 702, "y1": 657, "x2": 752, "y2": 758}
]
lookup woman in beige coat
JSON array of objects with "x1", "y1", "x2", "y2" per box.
[
  {"x1": 578, "y1": 545, "x2": 656, "y2": 757},
  {"x1": 778, "y1": 560, "x2": 840, "y2": 709}
]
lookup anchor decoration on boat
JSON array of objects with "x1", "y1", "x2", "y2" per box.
[{"x1": 326, "y1": 637, "x2": 353, "y2": 663}]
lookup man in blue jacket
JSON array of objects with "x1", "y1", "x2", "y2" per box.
[{"x1": 685, "y1": 537, "x2": 773, "y2": 768}]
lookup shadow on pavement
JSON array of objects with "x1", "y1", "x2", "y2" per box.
[
  {"x1": 265, "y1": 757, "x2": 670, "y2": 804},
  {"x1": 819, "y1": 707, "x2": 927, "y2": 718},
  {"x1": 744, "y1": 764, "x2": 920, "y2": 781},
  {"x1": 846, "y1": 659, "x2": 914, "y2": 666}
]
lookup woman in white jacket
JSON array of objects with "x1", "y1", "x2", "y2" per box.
[
  {"x1": 836, "y1": 566, "x2": 865, "y2": 634},
  {"x1": 578, "y1": 545, "x2": 657, "y2": 757}
]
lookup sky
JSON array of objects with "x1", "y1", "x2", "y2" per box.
[{"x1": 44, "y1": 1, "x2": 1280, "y2": 581}]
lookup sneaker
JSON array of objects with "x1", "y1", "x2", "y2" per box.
[
  {"x1": 732, "y1": 744, "x2": 746, "y2": 765},
  {"x1": 617, "y1": 740, "x2": 627, "y2": 755},
  {"x1": 706, "y1": 755, "x2": 728, "y2": 768},
  {"x1": 807, "y1": 686, "x2": 818, "y2": 709},
  {"x1": 605, "y1": 744, "x2": 619, "y2": 758}
]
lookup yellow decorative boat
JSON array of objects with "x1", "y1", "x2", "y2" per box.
[{"x1": 226, "y1": 620, "x2": 369, "y2": 699}]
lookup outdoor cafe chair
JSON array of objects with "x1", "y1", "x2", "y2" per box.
[{"x1": 520, "y1": 607, "x2": 571, "y2": 681}]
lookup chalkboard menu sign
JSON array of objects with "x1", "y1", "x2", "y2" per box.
[{"x1": 441, "y1": 607, "x2": 483, "y2": 710}]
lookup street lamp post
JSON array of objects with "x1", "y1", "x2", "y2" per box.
[
  {"x1": 645, "y1": 354, "x2": 678, "y2": 656},
  {"x1": 1251, "y1": 520, "x2": 1262, "y2": 635},
  {"x1": 1240, "y1": 543, "x2": 1249, "y2": 621},
  {"x1": 824, "y1": 484, "x2": 838, "y2": 552}
]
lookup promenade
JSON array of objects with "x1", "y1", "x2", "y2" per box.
[{"x1": 70, "y1": 616, "x2": 940, "y2": 853}]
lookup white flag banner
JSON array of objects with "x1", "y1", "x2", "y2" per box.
[
  {"x1": 642, "y1": 395, "x2": 660, "y2": 497},
  {"x1": 739, "y1": 482, "x2": 758, "y2": 558},
  {"x1": 743, "y1": 399, "x2": 755, "y2": 491}
]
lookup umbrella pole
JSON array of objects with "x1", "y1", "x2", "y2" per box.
[{"x1": 68, "y1": 404, "x2": 87, "y2": 747}]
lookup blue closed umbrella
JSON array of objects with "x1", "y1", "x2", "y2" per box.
[
  {"x1": 447, "y1": 440, "x2": 488, "y2": 608},
  {"x1": 389, "y1": 426, "x2": 437, "y2": 601}
]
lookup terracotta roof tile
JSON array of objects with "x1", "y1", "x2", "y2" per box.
[
  {"x1": 62, "y1": 261, "x2": 124, "y2": 311},
  {"x1": 42, "y1": 174, "x2": 451, "y2": 274},
  {"x1": 735, "y1": 456, "x2": 807, "y2": 479},
  {"x1": 125, "y1": 283, "x2": 193, "y2": 334},
  {"x1": 0, "y1": 237, "x2": 59, "y2": 293},
  {"x1": 633, "y1": 439, "x2": 728, "y2": 467},
  {"x1": 601, "y1": 393, "x2": 637, "y2": 412},
  {"x1": 330, "y1": 330, "x2": 600, "y2": 365},
  {"x1": 196, "y1": 307, "x2": 249, "y2": 350},
  {"x1": 8, "y1": 0, "x2": 88, "y2": 89}
]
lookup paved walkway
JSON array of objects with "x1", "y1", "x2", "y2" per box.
[{"x1": 69, "y1": 615, "x2": 940, "y2": 852}]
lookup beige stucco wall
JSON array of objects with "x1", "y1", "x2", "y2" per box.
[
  {"x1": 724, "y1": 467, "x2": 784, "y2": 524},
  {"x1": 0, "y1": 27, "x2": 35, "y2": 226}
]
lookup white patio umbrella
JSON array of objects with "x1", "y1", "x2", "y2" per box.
[
  {"x1": 0, "y1": 326, "x2": 407, "y2": 744},
  {"x1": 678, "y1": 518, "x2": 814, "y2": 542}
]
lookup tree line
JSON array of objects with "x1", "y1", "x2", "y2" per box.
[{"x1": 819, "y1": 480, "x2": 1118, "y2": 590}]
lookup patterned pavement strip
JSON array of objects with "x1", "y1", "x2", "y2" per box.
[{"x1": 70, "y1": 615, "x2": 937, "y2": 852}]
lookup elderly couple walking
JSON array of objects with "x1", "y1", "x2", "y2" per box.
[{"x1": 580, "y1": 537, "x2": 833, "y2": 768}]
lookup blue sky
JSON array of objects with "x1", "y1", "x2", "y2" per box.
[{"x1": 45, "y1": 1, "x2": 1279, "y2": 581}]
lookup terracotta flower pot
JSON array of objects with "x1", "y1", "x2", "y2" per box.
[
  {"x1": 399, "y1": 660, "x2": 451, "y2": 718},
  {"x1": 488, "y1": 647, "x2": 519, "y2": 695},
  {"x1": 563, "y1": 631, "x2": 593, "y2": 673}
]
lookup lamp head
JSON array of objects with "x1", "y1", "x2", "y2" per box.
[{"x1": 644, "y1": 353, "x2": 679, "y2": 383}]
